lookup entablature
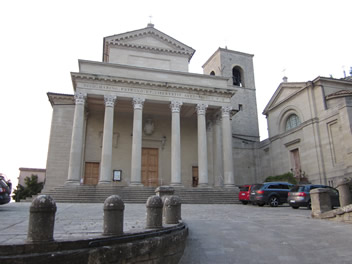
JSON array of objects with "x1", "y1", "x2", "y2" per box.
[{"x1": 71, "y1": 74, "x2": 234, "y2": 107}]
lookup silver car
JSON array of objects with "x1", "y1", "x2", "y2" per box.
[{"x1": 288, "y1": 184, "x2": 339, "y2": 209}]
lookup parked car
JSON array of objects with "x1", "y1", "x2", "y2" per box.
[
  {"x1": 238, "y1": 185, "x2": 253, "y2": 204},
  {"x1": 0, "y1": 176, "x2": 12, "y2": 205},
  {"x1": 288, "y1": 184, "x2": 340, "y2": 209},
  {"x1": 249, "y1": 182, "x2": 294, "y2": 207}
]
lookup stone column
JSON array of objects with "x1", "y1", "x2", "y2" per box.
[
  {"x1": 99, "y1": 95, "x2": 117, "y2": 184},
  {"x1": 130, "y1": 97, "x2": 145, "y2": 186},
  {"x1": 213, "y1": 114, "x2": 224, "y2": 187},
  {"x1": 311, "y1": 188, "x2": 332, "y2": 218},
  {"x1": 66, "y1": 92, "x2": 86, "y2": 185},
  {"x1": 222, "y1": 106, "x2": 235, "y2": 187},
  {"x1": 335, "y1": 178, "x2": 352, "y2": 207},
  {"x1": 196, "y1": 104, "x2": 208, "y2": 187},
  {"x1": 170, "y1": 100, "x2": 183, "y2": 186}
]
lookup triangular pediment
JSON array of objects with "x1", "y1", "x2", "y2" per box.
[
  {"x1": 104, "y1": 25, "x2": 195, "y2": 61},
  {"x1": 263, "y1": 82, "x2": 306, "y2": 115}
]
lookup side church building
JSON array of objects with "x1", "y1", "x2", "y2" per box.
[{"x1": 44, "y1": 24, "x2": 259, "y2": 192}]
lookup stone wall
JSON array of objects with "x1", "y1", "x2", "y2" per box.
[{"x1": 0, "y1": 224, "x2": 188, "y2": 264}]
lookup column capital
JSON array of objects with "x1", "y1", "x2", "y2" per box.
[
  {"x1": 74, "y1": 92, "x2": 87, "y2": 105},
  {"x1": 104, "y1": 95, "x2": 117, "y2": 108},
  {"x1": 196, "y1": 104, "x2": 208, "y2": 115},
  {"x1": 221, "y1": 106, "x2": 232, "y2": 117},
  {"x1": 132, "y1": 97, "x2": 145, "y2": 110},
  {"x1": 170, "y1": 100, "x2": 183, "y2": 113}
]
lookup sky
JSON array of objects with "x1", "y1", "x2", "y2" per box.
[{"x1": 0, "y1": 0, "x2": 351, "y2": 186}]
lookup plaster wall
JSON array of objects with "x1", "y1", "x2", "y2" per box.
[
  {"x1": 44, "y1": 105, "x2": 74, "y2": 191},
  {"x1": 231, "y1": 87, "x2": 260, "y2": 139},
  {"x1": 18, "y1": 169, "x2": 45, "y2": 186},
  {"x1": 232, "y1": 143, "x2": 257, "y2": 185},
  {"x1": 108, "y1": 47, "x2": 189, "y2": 72}
]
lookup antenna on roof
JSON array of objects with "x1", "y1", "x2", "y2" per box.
[
  {"x1": 282, "y1": 68, "x2": 288, "y2": 82},
  {"x1": 148, "y1": 15, "x2": 154, "y2": 27}
]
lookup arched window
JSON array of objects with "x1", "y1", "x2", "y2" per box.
[
  {"x1": 232, "y1": 66, "x2": 243, "y2": 87},
  {"x1": 210, "y1": 71, "x2": 215, "y2": 76},
  {"x1": 285, "y1": 114, "x2": 301, "y2": 131}
]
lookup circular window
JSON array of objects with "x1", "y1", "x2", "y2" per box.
[{"x1": 285, "y1": 114, "x2": 301, "y2": 131}]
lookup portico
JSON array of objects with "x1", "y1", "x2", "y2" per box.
[{"x1": 65, "y1": 67, "x2": 235, "y2": 188}]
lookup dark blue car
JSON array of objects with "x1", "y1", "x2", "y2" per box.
[
  {"x1": 0, "y1": 176, "x2": 12, "y2": 205},
  {"x1": 250, "y1": 182, "x2": 294, "y2": 207}
]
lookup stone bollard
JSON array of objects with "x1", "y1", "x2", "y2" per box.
[
  {"x1": 146, "y1": 195, "x2": 163, "y2": 229},
  {"x1": 27, "y1": 195, "x2": 57, "y2": 243},
  {"x1": 155, "y1": 186, "x2": 175, "y2": 222},
  {"x1": 310, "y1": 188, "x2": 332, "y2": 218},
  {"x1": 103, "y1": 195, "x2": 125, "y2": 236},
  {"x1": 335, "y1": 178, "x2": 352, "y2": 207},
  {"x1": 155, "y1": 186, "x2": 175, "y2": 203},
  {"x1": 164, "y1": 195, "x2": 181, "y2": 224}
]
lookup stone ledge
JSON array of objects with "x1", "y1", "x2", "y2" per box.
[
  {"x1": 312, "y1": 204, "x2": 352, "y2": 223},
  {"x1": 0, "y1": 223, "x2": 188, "y2": 264}
]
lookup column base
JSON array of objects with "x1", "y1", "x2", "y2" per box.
[{"x1": 65, "y1": 180, "x2": 80, "y2": 185}]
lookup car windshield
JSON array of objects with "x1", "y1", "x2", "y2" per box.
[
  {"x1": 290, "y1": 186, "x2": 306, "y2": 192},
  {"x1": 239, "y1": 186, "x2": 249, "y2": 191},
  {"x1": 251, "y1": 184, "x2": 262, "y2": 191}
]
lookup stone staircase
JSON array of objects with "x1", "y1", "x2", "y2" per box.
[{"x1": 25, "y1": 185, "x2": 240, "y2": 204}]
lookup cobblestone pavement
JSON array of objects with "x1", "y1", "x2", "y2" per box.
[
  {"x1": 1, "y1": 202, "x2": 352, "y2": 263},
  {"x1": 180, "y1": 204, "x2": 352, "y2": 264}
]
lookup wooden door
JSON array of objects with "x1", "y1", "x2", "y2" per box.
[
  {"x1": 291, "y1": 149, "x2": 301, "y2": 179},
  {"x1": 142, "y1": 148, "x2": 159, "y2": 187},
  {"x1": 84, "y1": 162, "x2": 100, "y2": 185},
  {"x1": 192, "y1": 166, "x2": 199, "y2": 187}
]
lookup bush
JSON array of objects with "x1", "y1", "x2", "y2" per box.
[
  {"x1": 12, "y1": 174, "x2": 44, "y2": 202},
  {"x1": 264, "y1": 172, "x2": 297, "y2": 185}
]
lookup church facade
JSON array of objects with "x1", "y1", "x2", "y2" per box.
[
  {"x1": 45, "y1": 24, "x2": 352, "y2": 192},
  {"x1": 44, "y1": 24, "x2": 259, "y2": 192}
]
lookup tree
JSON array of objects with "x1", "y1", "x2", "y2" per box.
[
  {"x1": 264, "y1": 172, "x2": 297, "y2": 185},
  {"x1": 12, "y1": 174, "x2": 44, "y2": 202}
]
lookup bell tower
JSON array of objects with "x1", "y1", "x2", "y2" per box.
[
  {"x1": 203, "y1": 48, "x2": 259, "y2": 142},
  {"x1": 203, "y1": 48, "x2": 260, "y2": 184}
]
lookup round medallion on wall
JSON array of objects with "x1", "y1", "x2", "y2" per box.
[{"x1": 144, "y1": 119, "x2": 155, "y2": 136}]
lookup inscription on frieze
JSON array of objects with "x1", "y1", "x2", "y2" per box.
[{"x1": 79, "y1": 83, "x2": 230, "y2": 103}]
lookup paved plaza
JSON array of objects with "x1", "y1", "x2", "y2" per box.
[{"x1": 1, "y1": 202, "x2": 352, "y2": 263}]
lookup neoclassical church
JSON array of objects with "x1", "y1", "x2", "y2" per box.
[
  {"x1": 256, "y1": 76, "x2": 352, "y2": 186},
  {"x1": 44, "y1": 24, "x2": 352, "y2": 193},
  {"x1": 44, "y1": 23, "x2": 259, "y2": 192}
]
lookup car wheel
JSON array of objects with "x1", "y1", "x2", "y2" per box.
[
  {"x1": 241, "y1": 201, "x2": 248, "y2": 205},
  {"x1": 269, "y1": 196, "x2": 279, "y2": 207},
  {"x1": 291, "y1": 205, "x2": 299, "y2": 209},
  {"x1": 257, "y1": 203, "x2": 265, "y2": 207}
]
